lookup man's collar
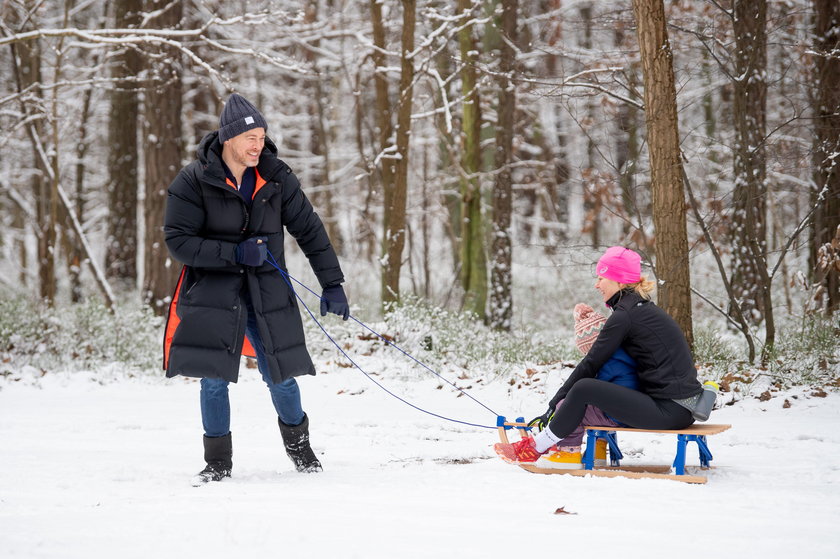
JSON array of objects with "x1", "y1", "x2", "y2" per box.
[{"x1": 220, "y1": 160, "x2": 255, "y2": 187}]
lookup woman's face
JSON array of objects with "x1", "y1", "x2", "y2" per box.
[{"x1": 595, "y1": 276, "x2": 621, "y2": 302}]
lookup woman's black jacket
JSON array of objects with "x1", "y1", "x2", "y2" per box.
[{"x1": 549, "y1": 290, "x2": 701, "y2": 408}]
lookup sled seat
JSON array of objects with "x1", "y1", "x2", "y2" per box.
[
  {"x1": 583, "y1": 423, "x2": 732, "y2": 479},
  {"x1": 496, "y1": 417, "x2": 731, "y2": 484}
]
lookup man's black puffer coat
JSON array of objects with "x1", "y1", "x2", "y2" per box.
[
  {"x1": 550, "y1": 289, "x2": 701, "y2": 407},
  {"x1": 163, "y1": 131, "x2": 343, "y2": 383}
]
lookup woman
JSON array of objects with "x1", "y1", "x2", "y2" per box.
[{"x1": 495, "y1": 246, "x2": 703, "y2": 464}]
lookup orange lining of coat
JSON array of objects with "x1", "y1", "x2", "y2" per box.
[
  {"x1": 164, "y1": 271, "x2": 258, "y2": 369},
  {"x1": 224, "y1": 168, "x2": 267, "y2": 200}
]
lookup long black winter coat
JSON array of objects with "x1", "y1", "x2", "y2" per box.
[
  {"x1": 550, "y1": 289, "x2": 701, "y2": 407},
  {"x1": 163, "y1": 132, "x2": 344, "y2": 383}
]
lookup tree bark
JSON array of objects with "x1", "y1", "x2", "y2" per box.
[
  {"x1": 381, "y1": 0, "x2": 416, "y2": 308},
  {"x1": 304, "y1": 0, "x2": 344, "y2": 256},
  {"x1": 730, "y1": 0, "x2": 769, "y2": 329},
  {"x1": 812, "y1": 0, "x2": 840, "y2": 314},
  {"x1": 632, "y1": 0, "x2": 694, "y2": 346},
  {"x1": 142, "y1": 0, "x2": 183, "y2": 313},
  {"x1": 489, "y1": 0, "x2": 517, "y2": 331},
  {"x1": 9, "y1": 4, "x2": 56, "y2": 303},
  {"x1": 369, "y1": 0, "x2": 398, "y2": 307},
  {"x1": 106, "y1": 0, "x2": 142, "y2": 288},
  {"x1": 731, "y1": 0, "x2": 776, "y2": 359},
  {"x1": 580, "y1": 3, "x2": 600, "y2": 248},
  {"x1": 67, "y1": 69, "x2": 95, "y2": 303},
  {"x1": 615, "y1": 24, "x2": 641, "y2": 239},
  {"x1": 458, "y1": 0, "x2": 487, "y2": 320}
]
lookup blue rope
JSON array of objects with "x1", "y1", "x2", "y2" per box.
[{"x1": 264, "y1": 249, "x2": 499, "y2": 430}]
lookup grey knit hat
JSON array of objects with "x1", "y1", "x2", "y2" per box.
[{"x1": 218, "y1": 93, "x2": 268, "y2": 143}]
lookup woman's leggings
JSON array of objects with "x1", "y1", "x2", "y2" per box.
[{"x1": 547, "y1": 378, "x2": 693, "y2": 439}]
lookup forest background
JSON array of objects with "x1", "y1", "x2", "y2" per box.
[{"x1": 0, "y1": 0, "x2": 838, "y2": 394}]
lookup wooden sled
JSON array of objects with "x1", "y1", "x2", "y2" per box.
[{"x1": 496, "y1": 416, "x2": 731, "y2": 484}]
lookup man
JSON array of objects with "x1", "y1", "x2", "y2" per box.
[{"x1": 163, "y1": 93, "x2": 349, "y2": 485}]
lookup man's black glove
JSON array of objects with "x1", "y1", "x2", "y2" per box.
[
  {"x1": 320, "y1": 285, "x2": 350, "y2": 321},
  {"x1": 528, "y1": 408, "x2": 555, "y2": 431},
  {"x1": 235, "y1": 237, "x2": 268, "y2": 267}
]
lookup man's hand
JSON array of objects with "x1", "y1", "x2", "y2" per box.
[
  {"x1": 235, "y1": 237, "x2": 268, "y2": 267},
  {"x1": 320, "y1": 285, "x2": 350, "y2": 321}
]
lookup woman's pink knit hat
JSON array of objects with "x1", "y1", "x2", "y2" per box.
[
  {"x1": 596, "y1": 246, "x2": 641, "y2": 284},
  {"x1": 573, "y1": 303, "x2": 606, "y2": 355}
]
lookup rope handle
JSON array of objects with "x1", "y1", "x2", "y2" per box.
[{"x1": 264, "y1": 248, "x2": 502, "y2": 430}]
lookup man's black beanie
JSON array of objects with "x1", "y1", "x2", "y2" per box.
[{"x1": 218, "y1": 93, "x2": 268, "y2": 143}]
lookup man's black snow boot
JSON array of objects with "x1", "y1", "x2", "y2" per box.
[
  {"x1": 278, "y1": 414, "x2": 323, "y2": 473},
  {"x1": 192, "y1": 433, "x2": 233, "y2": 486}
]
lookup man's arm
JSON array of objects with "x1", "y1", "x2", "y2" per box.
[
  {"x1": 280, "y1": 169, "x2": 344, "y2": 288},
  {"x1": 164, "y1": 169, "x2": 238, "y2": 268}
]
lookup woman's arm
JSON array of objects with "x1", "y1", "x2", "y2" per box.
[{"x1": 548, "y1": 310, "x2": 631, "y2": 408}]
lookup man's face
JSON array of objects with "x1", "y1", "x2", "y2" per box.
[{"x1": 224, "y1": 128, "x2": 265, "y2": 168}]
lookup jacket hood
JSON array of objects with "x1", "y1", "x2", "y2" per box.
[{"x1": 196, "y1": 131, "x2": 283, "y2": 182}]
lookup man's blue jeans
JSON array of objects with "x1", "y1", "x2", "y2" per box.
[{"x1": 200, "y1": 301, "x2": 305, "y2": 438}]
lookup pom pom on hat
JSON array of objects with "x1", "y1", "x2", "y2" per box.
[
  {"x1": 218, "y1": 93, "x2": 268, "y2": 143},
  {"x1": 596, "y1": 246, "x2": 642, "y2": 284},
  {"x1": 574, "y1": 303, "x2": 606, "y2": 355}
]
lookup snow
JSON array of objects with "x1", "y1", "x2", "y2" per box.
[{"x1": 1, "y1": 368, "x2": 839, "y2": 559}]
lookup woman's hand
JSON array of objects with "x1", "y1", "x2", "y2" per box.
[{"x1": 528, "y1": 408, "x2": 554, "y2": 431}]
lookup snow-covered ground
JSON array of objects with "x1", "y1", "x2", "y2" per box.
[{"x1": 2, "y1": 364, "x2": 839, "y2": 559}]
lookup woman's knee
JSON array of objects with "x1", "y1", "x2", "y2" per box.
[{"x1": 566, "y1": 378, "x2": 608, "y2": 400}]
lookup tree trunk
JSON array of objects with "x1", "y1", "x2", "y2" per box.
[
  {"x1": 106, "y1": 0, "x2": 142, "y2": 289},
  {"x1": 730, "y1": 0, "x2": 769, "y2": 330},
  {"x1": 538, "y1": 1, "x2": 569, "y2": 243},
  {"x1": 580, "y1": 3, "x2": 600, "y2": 248},
  {"x1": 615, "y1": 24, "x2": 641, "y2": 239},
  {"x1": 812, "y1": 0, "x2": 840, "y2": 314},
  {"x1": 67, "y1": 76, "x2": 95, "y2": 303},
  {"x1": 458, "y1": 0, "x2": 487, "y2": 320},
  {"x1": 381, "y1": 0, "x2": 416, "y2": 308},
  {"x1": 421, "y1": 145, "x2": 431, "y2": 298},
  {"x1": 305, "y1": 0, "x2": 344, "y2": 255},
  {"x1": 142, "y1": 0, "x2": 183, "y2": 313},
  {"x1": 632, "y1": 0, "x2": 694, "y2": 346},
  {"x1": 489, "y1": 0, "x2": 517, "y2": 332},
  {"x1": 369, "y1": 0, "x2": 398, "y2": 307},
  {"x1": 9, "y1": 6, "x2": 56, "y2": 303}
]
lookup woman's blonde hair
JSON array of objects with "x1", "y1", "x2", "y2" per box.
[{"x1": 622, "y1": 275, "x2": 656, "y2": 299}]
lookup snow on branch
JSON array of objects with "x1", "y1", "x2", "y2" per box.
[
  {"x1": 198, "y1": 36, "x2": 312, "y2": 74},
  {"x1": 806, "y1": 47, "x2": 840, "y2": 61}
]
